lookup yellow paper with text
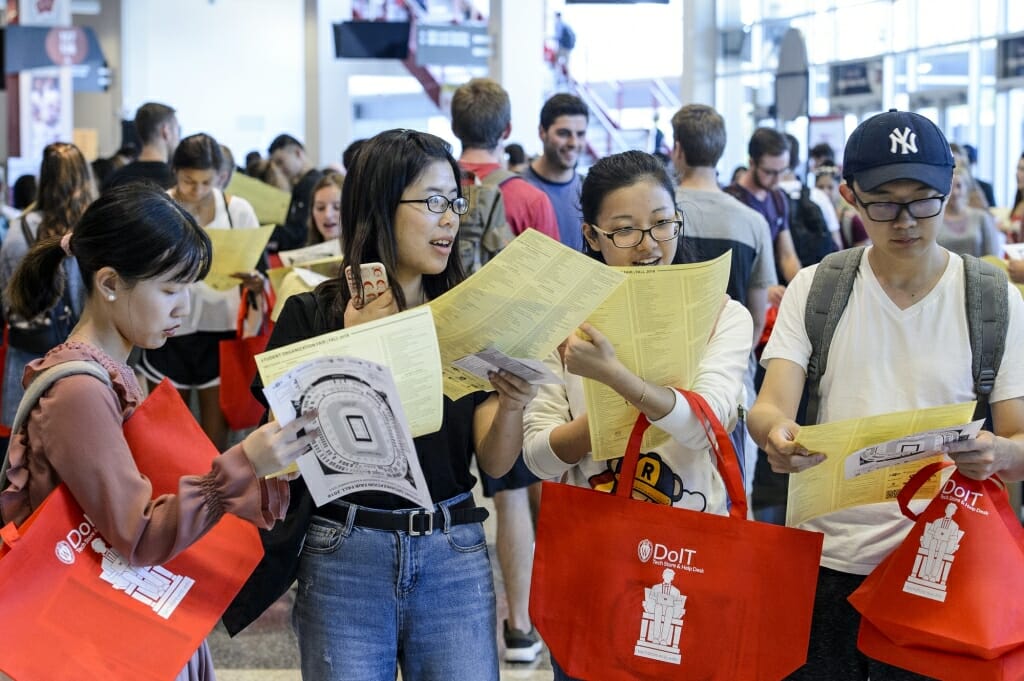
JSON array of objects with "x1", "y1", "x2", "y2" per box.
[
  {"x1": 227, "y1": 172, "x2": 291, "y2": 226},
  {"x1": 581, "y1": 252, "x2": 732, "y2": 461},
  {"x1": 204, "y1": 225, "x2": 275, "y2": 291},
  {"x1": 268, "y1": 255, "x2": 345, "y2": 321},
  {"x1": 255, "y1": 305, "x2": 442, "y2": 438},
  {"x1": 429, "y1": 229, "x2": 626, "y2": 399},
  {"x1": 786, "y1": 402, "x2": 976, "y2": 527}
]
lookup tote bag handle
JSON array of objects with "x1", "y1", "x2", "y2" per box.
[{"x1": 617, "y1": 389, "x2": 748, "y2": 520}]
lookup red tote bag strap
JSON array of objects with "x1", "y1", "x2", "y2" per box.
[
  {"x1": 236, "y1": 289, "x2": 272, "y2": 338},
  {"x1": 616, "y1": 389, "x2": 748, "y2": 519},
  {"x1": 897, "y1": 460, "x2": 953, "y2": 521}
]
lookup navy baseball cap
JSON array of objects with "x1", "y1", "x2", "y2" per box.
[{"x1": 842, "y1": 109, "x2": 954, "y2": 193}]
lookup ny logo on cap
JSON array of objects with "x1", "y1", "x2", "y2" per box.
[{"x1": 889, "y1": 127, "x2": 918, "y2": 155}]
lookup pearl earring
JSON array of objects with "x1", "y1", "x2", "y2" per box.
[{"x1": 107, "y1": 294, "x2": 116, "y2": 302}]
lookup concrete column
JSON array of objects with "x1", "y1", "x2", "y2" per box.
[
  {"x1": 75, "y1": 0, "x2": 123, "y2": 157},
  {"x1": 681, "y1": 0, "x2": 716, "y2": 108},
  {"x1": 717, "y1": 0, "x2": 750, "y2": 174},
  {"x1": 489, "y1": 0, "x2": 547, "y2": 155}
]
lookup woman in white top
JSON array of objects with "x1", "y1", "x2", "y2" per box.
[
  {"x1": 138, "y1": 133, "x2": 264, "y2": 449},
  {"x1": 938, "y1": 168, "x2": 1001, "y2": 258},
  {"x1": 522, "y1": 151, "x2": 752, "y2": 680}
]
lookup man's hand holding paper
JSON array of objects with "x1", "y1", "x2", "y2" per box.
[
  {"x1": 944, "y1": 430, "x2": 1002, "y2": 481},
  {"x1": 765, "y1": 419, "x2": 827, "y2": 473}
]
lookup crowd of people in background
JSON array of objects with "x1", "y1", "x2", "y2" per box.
[{"x1": 2, "y1": 82, "x2": 1024, "y2": 681}]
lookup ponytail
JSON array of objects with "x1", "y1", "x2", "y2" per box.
[{"x1": 7, "y1": 233, "x2": 68, "y2": 321}]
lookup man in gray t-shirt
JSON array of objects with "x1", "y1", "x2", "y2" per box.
[
  {"x1": 671, "y1": 105, "x2": 776, "y2": 345},
  {"x1": 523, "y1": 94, "x2": 589, "y2": 252},
  {"x1": 671, "y1": 104, "x2": 778, "y2": 499}
]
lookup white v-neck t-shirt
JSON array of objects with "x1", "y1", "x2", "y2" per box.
[{"x1": 762, "y1": 246, "x2": 1024, "y2": 573}]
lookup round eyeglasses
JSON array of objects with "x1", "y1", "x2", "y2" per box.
[
  {"x1": 398, "y1": 195, "x2": 469, "y2": 216},
  {"x1": 849, "y1": 188, "x2": 945, "y2": 222},
  {"x1": 589, "y1": 218, "x2": 682, "y2": 249}
]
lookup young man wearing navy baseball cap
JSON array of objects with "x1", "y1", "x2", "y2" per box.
[{"x1": 749, "y1": 110, "x2": 1024, "y2": 679}]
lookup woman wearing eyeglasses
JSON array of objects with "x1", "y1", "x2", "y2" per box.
[
  {"x1": 226, "y1": 129, "x2": 536, "y2": 681},
  {"x1": 523, "y1": 152, "x2": 752, "y2": 680}
]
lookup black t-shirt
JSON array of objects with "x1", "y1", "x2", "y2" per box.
[
  {"x1": 104, "y1": 161, "x2": 176, "y2": 191},
  {"x1": 262, "y1": 288, "x2": 489, "y2": 509},
  {"x1": 271, "y1": 168, "x2": 324, "y2": 252}
]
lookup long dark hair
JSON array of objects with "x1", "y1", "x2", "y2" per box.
[
  {"x1": 319, "y1": 129, "x2": 465, "y2": 325},
  {"x1": 35, "y1": 142, "x2": 97, "y2": 242},
  {"x1": 8, "y1": 184, "x2": 211, "y2": 321},
  {"x1": 580, "y1": 150, "x2": 687, "y2": 265}
]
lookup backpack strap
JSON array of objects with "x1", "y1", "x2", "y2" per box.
[
  {"x1": 0, "y1": 360, "x2": 112, "y2": 489},
  {"x1": 481, "y1": 168, "x2": 520, "y2": 188},
  {"x1": 962, "y1": 254, "x2": 1008, "y2": 421},
  {"x1": 803, "y1": 246, "x2": 866, "y2": 424}
]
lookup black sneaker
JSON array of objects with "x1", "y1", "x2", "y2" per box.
[{"x1": 503, "y1": 619, "x2": 542, "y2": 663}]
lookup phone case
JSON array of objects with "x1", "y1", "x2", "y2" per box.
[{"x1": 345, "y1": 263, "x2": 389, "y2": 307}]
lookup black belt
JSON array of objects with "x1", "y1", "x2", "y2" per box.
[{"x1": 315, "y1": 497, "x2": 488, "y2": 536}]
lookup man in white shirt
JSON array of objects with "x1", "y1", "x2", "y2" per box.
[{"x1": 749, "y1": 110, "x2": 1024, "y2": 680}]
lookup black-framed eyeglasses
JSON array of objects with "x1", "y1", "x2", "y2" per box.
[
  {"x1": 590, "y1": 218, "x2": 682, "y2": 248},
  {"x1": 849, "y1": 188, "x2": 945, "y2": 222},
  {"x1": 398, "y1": 195, "x2": 469, "y2": 215}
]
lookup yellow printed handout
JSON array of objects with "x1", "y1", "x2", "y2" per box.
[
  {"x1": 204, "y1": 225, "x2": 275, "y2": 291},
  {"x1": 267, "y1": 255, "x2": 345, "y2": 321},
  {"x1": 226, "y1": 172, "x2": 291, "y2": 226},
  {"x1": 255, "y1": 305, "x2": 443, "y2": 438},
  {"x1": 429, "y1": 229, "x2": 626, "y2": 400},
  {"x1": 786, "y1": 402, "x2": 978, "y2": 527},
  {"x1": 582, "y1": 252, "x2": 732, "y2": 461}
]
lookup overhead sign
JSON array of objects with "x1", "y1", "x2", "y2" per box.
[
  {"x1": 3, "y1": 25, "x2": 110, "y2": 91},
  {"x1": 830, "y1": 59, "x2": 883, "y2": 99},
  {"x1": 415, "y1": 23, "x2": 489, "y2": 67},
  {"x1": 997, "y1": 34, "x2": 1024, "y2": 81}
]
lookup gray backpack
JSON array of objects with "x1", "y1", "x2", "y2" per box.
[
  {"x1": 0, "y1": 360, "x2": 112, "y2": 493},
  {"x1": 458, "y1": 168, "x2": 518, "y2": 274},
  {"x1": 803, "y1": 246, "x2": 1008, "y2": 424}
]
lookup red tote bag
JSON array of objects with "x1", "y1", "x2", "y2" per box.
[
  {"x1": 0, "y1": 379, "x2": 264, "y2": 681},
  {"x1": 531, "y1": 390, "x2": 824, "y2": 681},
  {"x1": 219, "y1": 291, "x2": 272, "y2": 430},
  {"x1": 849, "y1": 461, "x2": 1024, "y2": 680}
]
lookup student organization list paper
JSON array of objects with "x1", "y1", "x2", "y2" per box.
[
  {"x1": 582, "y1": 252, "x2": 732, "y2": 461},
  {"x1": 255, "y1": 305, "x2": 443, "y2": 439},
  {"x1": 263, "y1": 356, "x2": 432, "y2": 509},
  {"x1": 429, "y1": 228, "x2": 626, "y2": 400},
  {"x1": 786, "y1": 402, "x2": 978, "y2": 527}
]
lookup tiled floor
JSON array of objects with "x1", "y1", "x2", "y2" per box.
[{"x1": 209, "y1": 479, "x2": 553, "y2": 681}]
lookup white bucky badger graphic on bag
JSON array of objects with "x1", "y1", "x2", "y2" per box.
[
  {"x1": 634, "y1": 568, "x2": 687, "y2": 665},
  {"x1": 91, "y1": 537, "x2": 195, "y2": 619},
  {"x1": 903, "y1": 501, "x2": 965, "y2": 603}
]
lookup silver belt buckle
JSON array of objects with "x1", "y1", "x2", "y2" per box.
[{"x1": 408, "y1": 509, "x2": 434, "y2": 536}]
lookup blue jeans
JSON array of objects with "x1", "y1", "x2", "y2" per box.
[
  {"x1": 2, "y1": 345, "x2": 42, "y2": 427},
  {"x1": 293, "y1": 491, "x2": 499, "y2": 681}
]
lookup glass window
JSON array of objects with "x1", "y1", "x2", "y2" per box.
[
  {"x1": 1012, "y1": 0, "x2": 1024, "y2": 33},
  {"x1": 915, "y1": 0, "x2": 975, "y2": 47},
  {"x1": 977, "y1": 0, "x2": 1000, "y2": 37},
  {"x1": 915, "y1": 47, "x2": 969, "y2": 92},
  {"x1": 835, "y1": 3, "x2": 892, "y2": 61},
  {"x1": 761, "y1": 0, "x2": 810, "y2": 20}
]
